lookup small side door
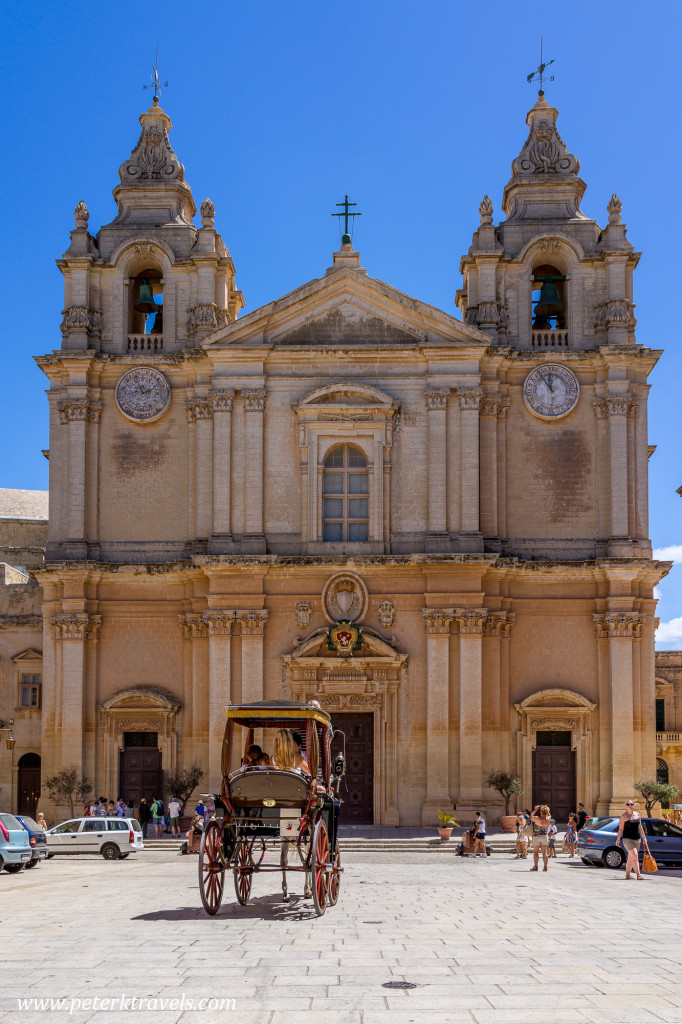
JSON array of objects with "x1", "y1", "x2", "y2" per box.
[
  {"x1": 78, "y1": 818, "x2": 108, "y2": 853},
  {"x1": 48, "y1": 819, "x2": 82, "y2": 852}
]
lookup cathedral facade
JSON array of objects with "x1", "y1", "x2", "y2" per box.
[{"x1": 0, "y1": 92, "x2": 670, "y2": 825}]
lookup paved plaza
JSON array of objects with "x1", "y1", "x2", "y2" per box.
[{"x1": 1, "y1": 848, "x2": 682, "y2": 1024}]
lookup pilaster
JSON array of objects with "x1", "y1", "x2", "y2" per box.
[
  {"x1": 236, "y1": 610, "x2": 269, "y2": 705},
  {"x1": 203, "y1": 611, "x2": 234, "y2": 788},
  {"x1": 455, "y1": 607, "x2": 488, "y2": 817},
  {"x1": 425, "y1": 386, "x2": 450, "y2": 550},
  {"x1": 50, "y1": 613, "x2": 101, "y2": 773},
  {"x1": 210, "y1": 389, "x2": 235, "y2": 545},
  {"x1": 421, "y1": 608, "x2": 454, "y2": 825},
  {"x1": 59, "y1": 398, "x2": 101, "y2": 558},
  {"x1": 242, "y1": 389, "x2": 267, "y2": 550},
  {"x1": 458, "y1": 387, "x2": 483, "y2": 549}
]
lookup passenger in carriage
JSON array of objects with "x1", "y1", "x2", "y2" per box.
[
  {"x1": 291, "y1": 730, "x2": 311, "y2": 774},
  {"x1": 272, "y1": 729, "x2": 310, "y2": 774},
  {"x1": 244, "y1": 744, "x2": 263, "y2": 766},
  {"x1": 258, "y1": 752, "x2": 271, "y2": 766}
]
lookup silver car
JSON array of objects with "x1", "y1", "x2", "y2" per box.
[{"x1": 46, "y1": 817, "x2": 144, "y2": 860}]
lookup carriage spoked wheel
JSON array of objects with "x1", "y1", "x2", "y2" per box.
[
  {"x1": 327, "y1": 842, "x2": 341, "y2": 906},
  {"x1": 199, "y1": 819, "x2": 225, "y2": 916},
  {"x1": 311, "y1": 819, "x2": 330, "y2": 917},
  {"x1": 234, "y1": 837, "x2": 254, "y2": 905}
]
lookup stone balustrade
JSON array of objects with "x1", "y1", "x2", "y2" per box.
[
  {"x1": 128, "y1": 334, "x2": 163, "y2": 352},
  {"x1": 531, "y1": 329, "x2": 569, "y2": 349}
]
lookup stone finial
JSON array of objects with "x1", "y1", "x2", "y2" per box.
[
  {"x1": 200, "y1": 198, "x2": 215, "y2": 228},
  {"x1": 607, "y1": 193, "x2": 623, "y2": 225},
  {"x1": 479, "y1": 195, "x2": 493, "y2": 225},
  {"x1": 74, "y1": 200, "x2": 89, "y2": 229},
  {"x1": 511, "y1": 101, "x2": 579, "y2": 178}
]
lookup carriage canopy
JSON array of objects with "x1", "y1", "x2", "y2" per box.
[{"x1": 221, "y1": 700, "x2": 333, "y2": 783}]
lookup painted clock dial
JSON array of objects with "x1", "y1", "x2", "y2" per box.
[
  {"x1": 523, "y1": 363, "x2": 579, "y2": 420},
  {"x1": 115, "y1": 367, "x2": 171, "y2": 422}
]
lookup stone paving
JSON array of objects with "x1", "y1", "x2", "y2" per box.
[{"x1": 1, "y1": 849, "x2": 681, "y2": 1024}]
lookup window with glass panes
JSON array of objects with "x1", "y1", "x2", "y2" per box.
[
  {"x1": 322, "y1": 446, "x2": 369, "y2": 542},
  {"x1": 20, "y1": 674, "x2": 41, "y2": 708}
]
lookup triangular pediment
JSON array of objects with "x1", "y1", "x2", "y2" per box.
[{"x1": 202, "y1": 265, "x2": 489, "y2": 350}]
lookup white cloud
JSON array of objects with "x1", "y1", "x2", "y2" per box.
[
  {"x1": 653, "y1": 546, "x2": 682, "y2": 562},
  {"x1": 654, "y1": 586, "x2": 662, "y2": 600},
  {"x1": 656, "y1": 617, "x2": 682, "y2": 643}
]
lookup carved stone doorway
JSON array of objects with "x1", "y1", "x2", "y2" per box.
[
  {"x1": 17, "y1": 753, "x2": 41, "y2": 817},
  {"x1": 331, "y1": 713, "x2": 374, "y2": 824}
]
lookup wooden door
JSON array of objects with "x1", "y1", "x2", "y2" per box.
[
  {"x1": 118, "y1": 747, "x2": 162, "y2": 804},
  {"x1": 330, "y1": 712, "x2": 374, "y2": 825},
  {"x1": 532, "y1": 746, "x2": 576, "y2": 824},
  {"x1": 17, "y1": 754, "x2": 41, "y2": 817}
]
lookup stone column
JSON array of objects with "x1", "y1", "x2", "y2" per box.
[
  {"x1": 496, "y1": 398, "x2": 510, "y2": 541},
  {"x1": 425, "y1": 387, "x2": 450, "y2": 550},
  {"x1": 84, "y1": 400, "x2": 102, "y2": 555},
  {"x1": 605, "y1": 393, "x2": 631, "y2": 552},
  {"x1": 204, "y1": 611, "x2": 234, "y2": 788},
  {"x1": 458, "y1": 387, "x2": 483, "y2": 549},
  {"x1": 593, "y1": 398, "x2": 611, "y2": 543},
  {"x1": 421, "y1": 608, "x2": 454, "y2": 825},
  {"x1": 211, "y1": 389, "x2": 235, "y2": 542},
  {"x1": 634, "y1": 388, "x2": 650, "y2": 546},
  {"x1": 626, "y1": 396, "x2": 638, "y2": 539},
  {"x1": 185, "y1": 401, "x2": 197, "y2": 540},
  {"x1": 50, "y1": 613, "x2": 101, "y2": 775},
  {"x1": 478, "y1": 395, "x2": 500, "y2": 541},
  {"x1": 594, "y1": 612, "x2": 643, "y2": 811},
  {"x1": 59, "y1": 399, "x2": 98, "y2": 558},
  {"x1": 242, "y1": 389, "x2": 267, "y2": 549},
  {"x1": 193, "y1": 400, "x2": 213, "y2": 542},
  {"x1": 455, "y1": 607, "x2": 488, "y2": 817},
  {"x1": 236, "y1": 611, "x2": 269, "y2": 704}
]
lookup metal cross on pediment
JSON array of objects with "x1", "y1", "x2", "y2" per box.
[
  {"x1": 143, "y1": 46, "x2": 168, "y2": 102},
  {"x1": 526, "y1": 37, "x2": 555, "y2": 96},
  {"x1": 332, "y1": 194, "x2": 362, "y2": 244}
]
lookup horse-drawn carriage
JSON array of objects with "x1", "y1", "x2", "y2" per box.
[{"x1": 198, "y1": 700, "x2": 344, "y2": 917}]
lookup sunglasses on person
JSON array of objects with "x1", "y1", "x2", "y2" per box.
[{"x1": 626, "y1": 802, "x2": 634, "y2": 807}]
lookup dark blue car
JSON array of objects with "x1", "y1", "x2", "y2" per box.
[
  {"x1": 576, "y1": 816, "x2": 682, "y2": 868},
  {"x1": 15, "y1": 815, "x2": 49, "y2": 868}
]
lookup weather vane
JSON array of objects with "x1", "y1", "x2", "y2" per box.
[
  {"x1": 143, "y1": 46, "x2": 168, "y2": 103},
  {"x1": 526, "y1": 38, "x2": 555, "y2": 96},
  {"x1": 332, "y1": 195, "x2": 362, "y2": 245}
]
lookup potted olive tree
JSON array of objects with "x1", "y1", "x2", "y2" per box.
[
  {"x1": 436, "y1": 810, "x2": 459, "y2": 841},
  {"x1": 485, "y1": 770, "x2": 522, "y2": 833}
]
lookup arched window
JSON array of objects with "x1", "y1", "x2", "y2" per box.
[
  {"x1": 657, "y1": 758, "x2": 669, "y2": 786},
  {"x1": 322, "y1": 445, "x2": 369, "y2": 542},
  {"x1": 130, "y1": 269, "x2": 163, "y2": 338},
  {"x1": 531, "y1": 262, "x2": 568, "y2": 348}
]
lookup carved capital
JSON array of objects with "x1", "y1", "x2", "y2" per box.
[
  {"x1": 458, "y1": 386, "x2": 484, "y2": 411},
  {"x1": 60, "y1": 306, "x2": 102, "y2": 337},
  {"x1": 235, "y1": 609, "x2": 269, "y2": 636},
  {"x1": 59, "y1": 398, "x2": 101, "y2": 424},
  {"x1": 497, "y1": 396, "x2": 511, "y2": 419},
  {"x1": 593, "y1": 612, "x2": 644, "y2": 640},
  {"x1": 210, "y1": 389, "x2": 235, "y2": 413},
  {"x1": 50, "y1": 613, "x2": 101, "y2": 641},
  {"x1": 203, "y1": 610, "x2": 235, "y2": 637},
  {"x1": 594, "y1": 299, "x2": 636, "y2": 332},
  {"x1": 593, "y1": 397, "x2": 609, "y2": 420},
  {"x1": 243, "y1": 388, "x2": 267, "y2": 412},
  {"x1": 422, "y1": 608, "x2": 454, "y2": 635},
  {"x1": 178, "y1": 613, "x2": 209, "y2": 639},
  {"x1": 454, "y1": 607, "x2": 489, "y2": 635},
  {"x1": 185, "y1": 398, "x2": 212, "y2": 422},
  {"x1": 479, "y1": 394, "x2": 509, "y2": 418},
  {"x1": 484, "y1": 611, "x2": 515, "y2": 638},
  {"x1": 464, "y1": 303, "x2": 508, "y2": 332},
  {"x1": 425, "y1": 386, "x2": 450, "y2": 411}
]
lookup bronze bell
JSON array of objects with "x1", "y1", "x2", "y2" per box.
[
  {"x1": 533, "y1": 281, "x2": 563, "y2": 328},
  {"x1": 134, "y1": 278, "x2": 159, "y2": 314}
]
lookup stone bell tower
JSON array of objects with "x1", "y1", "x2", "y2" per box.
[
  {"x1": 457, "y1": 93, "x2": 638, "y2": 351},
  {"x1": 57, "y1": 96, "x2": 244, "y2": 357}
]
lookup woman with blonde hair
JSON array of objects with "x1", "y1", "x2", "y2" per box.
[
  {"x1": 272, "y1": 729, "x2": 310, "y2": 772},
  {"x1": 529, "y1": 804, "x2": 552, "y2": 872}
]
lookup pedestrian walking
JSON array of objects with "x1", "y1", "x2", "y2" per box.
[
  {"x1": 547, "y1": 819, "x2": 558, "y2": 858},
  {"x1": 150, "y1": 797, "x2": 164, "y2": 838},
  {"x1": 616, "y1": 799, "x2": 647, "y2": 880},
  {"x1": 168, "y1": 796, "x2": 182, "y2": 837},
  {"x1": 474, "y1": 811, "x2": 487, "y2": 858},
  {"x1": 577, "y1": 803, "x2": 588, "y2": 831},
  {"x1": 138, "y1": 797, "x2": 151, "y2": 838},
  {"x1": 564, "y1": 812, "x2": 578, "y2": 857},
  {"x1": 529, "y1": 804, "x2": 552, "y2": 872}
]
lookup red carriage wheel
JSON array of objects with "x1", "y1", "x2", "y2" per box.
[
  {"x1": 327, "y1": 842, "x2": 341, "y2": 906},
  {"x1": 199, "y1": 820, "x2": 225, "y2": 916},
  {"x1": 234, "y1": 838, "x2": 253, "y2": 906},
  {"x1": 311, "y1": 819, "x2": 329, "y2": 917}
]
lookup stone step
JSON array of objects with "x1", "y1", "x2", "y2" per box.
[{"x1": 141, "y1": 838, "x2": 519, "y2": 853}]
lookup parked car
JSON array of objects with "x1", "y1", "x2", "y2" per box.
[
  {"x1": 576, "y1": 816, "x2": 682, "y2": 868},
  {"x1": 45, "y1": 817, "x2": 144, "y2": 860},
  {"x1": 0, "y1": 812, "x2": 32, "y2": 873},
  {"x1": 15, "y1": 815, "x2": 49, "y2": 868}
]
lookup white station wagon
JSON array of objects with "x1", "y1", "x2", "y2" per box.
[{"x1": 46, "y1": 817, "x2": 144, "y2": 860}]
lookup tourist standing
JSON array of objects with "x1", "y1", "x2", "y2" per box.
[
  {"x1": 474, "y1": 811, "x2": 487, "y2": 858},
  {"x1": 138, "y1": 798, "x2": 151, "y2": 838},
  {"x1": 547, "y1": 819, "x2": 558, "y2": 858},
  {"x1": 168, "y1": 796, "x2": 182, "y2": 837},
  {"x1": 565, "y1": 812, "x2": 578, "y2": 857},
  {"x1": 515, "y1": 813, "x2": 527, "y2": 859},
  {"x1": 616, "y1": 799, "x2": 647, "y2": 880},
  {"x1": 530, "y1": 804, "x2": 552, "y2": 872},
  {"x1": 150, "y1": 797, "x2": 164, "y2": 838},
  {"x1": 577, "y1": 803, "x2": 588, "y2": 831}
]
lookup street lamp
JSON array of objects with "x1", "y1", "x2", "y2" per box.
[{"x1": 0, "y1": 719, "x2": 15, "y2": 750}]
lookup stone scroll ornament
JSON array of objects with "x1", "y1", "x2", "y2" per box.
[{"x1": 327, "y1": 621, "x2": 363, "y2": 658}]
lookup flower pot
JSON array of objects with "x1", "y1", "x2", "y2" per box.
[
  {"x1": 437, "y1": 827, "x2": 453, "y2": 841},
  {"x1": 498, "y1": 815, "x2": 517, "y2": 833}
]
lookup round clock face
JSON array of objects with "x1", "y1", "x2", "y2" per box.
[
  {"x1": 523, "y1": 363, "x2": 579, "y2": 420},
  {"x1": 115, "y1": 367, "x2": 171, "y2": 422}
]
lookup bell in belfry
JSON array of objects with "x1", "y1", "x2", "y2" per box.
[
  {"x1": 532, "y1": 280, "x2": 564, "y2": 329},
  {"x1": 134, "y1": 278, "x2": 159, "y2": 314},
  {"x1": 150, "y1": 306, "x2": 163, "y2": 335}
]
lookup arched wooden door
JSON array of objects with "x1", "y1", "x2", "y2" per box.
[{"x1": 17, "y1": 753, "x2": 41, "y2": 817}]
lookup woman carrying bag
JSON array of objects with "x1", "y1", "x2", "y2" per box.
[{"x1": 616, "y1": 799, "x2": 649, "y2": 879}]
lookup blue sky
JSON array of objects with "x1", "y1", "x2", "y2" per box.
[{"x1": 1, "y1": 0, "x2": 679, "y2": 644}]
